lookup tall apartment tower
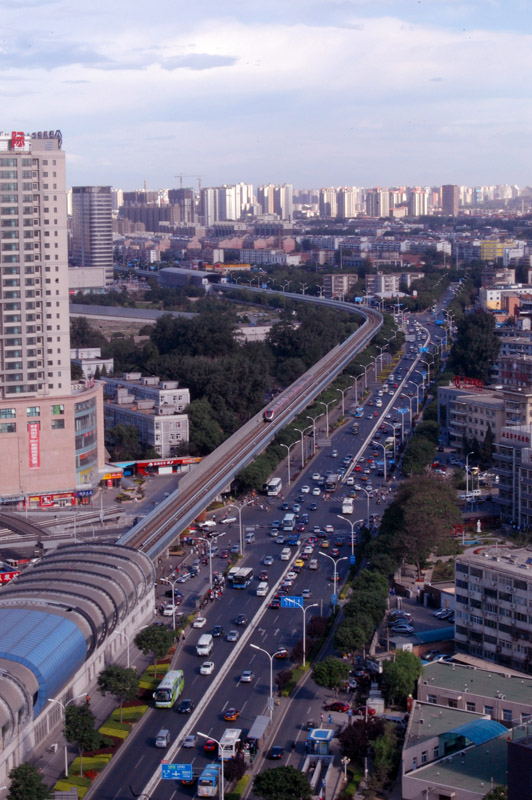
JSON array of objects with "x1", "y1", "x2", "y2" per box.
[
  {"x1": 319, "y1": 188, "x2": 338, "y2": 218},
  {"x1": 0, "y1": 130, "x2": 104, "y2": 508},
  {"x1": 365, "y1": 188, "x2": 390, "y2": 218},
  {"x1": 441, "y1": 184, "x2": 459, "y2": 216},
  {"x1": 71, "y1": 185, "x2": 113, "y2": 287}
]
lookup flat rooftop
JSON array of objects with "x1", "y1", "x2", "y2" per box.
[
  {"x1": 405, "y1": 732, "x2": 508, "y2": 795},
  {"x1": 458, "y1": 545, "x2": 532, "y2": 580},
  {"x1": 406, "y1": 702, "x2": 487, "y2": 747},
  {"x1": 422, "y1": 661, "x2": 532, "y2": 705}
]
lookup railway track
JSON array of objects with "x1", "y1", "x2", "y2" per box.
[{"x1": 119, "y1": 298, "x2": 382, "y2": 559}]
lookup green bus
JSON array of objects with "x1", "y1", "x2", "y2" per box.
[{"x1": 153, "y1": 669, "x2": 184, "y2": 708}]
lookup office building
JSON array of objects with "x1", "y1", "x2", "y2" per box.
[
  {"x1": 0, "y1": 129, "x2": 105, "y2": 507},
  {"x1": 441, "y1": 184, "x2": 459, "y2": 216},
  {"x1": 455, "y1": 544, "x2": 532, "y2": 673},
  {"x1": 71, "y1": 185, "x2": 113, "y2": 288}
]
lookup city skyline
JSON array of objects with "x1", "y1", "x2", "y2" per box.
[{"x1": 2, "y1": 1, "x2": 532, "y2": 189}]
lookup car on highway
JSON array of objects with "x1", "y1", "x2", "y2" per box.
[
  {"x1": 302, "y1": 588, "x2": 312, "y2": 599},
  {"x1": 280, "y1": 502, "x2": 290, "y2": 511},
  {"x1": 331, "y1": 547, "x2": 340, "y2": 557},
  {"x1": 297, "y1": 522, "x2": 306, "y2": 532},
  {"x1": 224, "y1": 707, "x2": 240, "y2": 721},
  {"x1": 309, "y1": 559, "x2": 318, "y2": 569},
  {"x1": 226, "y1": 630, "x2": 239, "y2": 642},
  {"x1": 346, "y1": 476, "x2": 355, "y2": 485},
  {"x1": 269, "y1": 598, "x2": 281, "y2": 609},
  {"x1": 268, "y1": 746, "x2": 284, "y2": 759},
  {"x1": 203, "y1": 739, "x2": 217, "y2": 753},
  {"x1": 259, "y1": 569, "x2": 269, "y2": 581},
  {"x1": 312, "y1": 472, "x2": 321, "y2": 481},
  {"x1": 310, "y1": 502, "x2": 318, "y2": 511},
  {"x1": 235, "y1": 614, "x2": 248, "y2": 626},
  {"x1": 263, "y1": 555, "x2": 274, "y2": 565},
  {"x1": 303, "y1": 545, "x2": 313, "y2": 554},
  {"x1": 240, "y1": 670, "x2": 254, "y2": 683},
  {"x1": 221, "y1": 516, "x2": 237, "y2": 524},
  {"x1": 182, "y1": 734, "x2": 198, "y2": 748},
  {"x1": 275, "y1": 647, "x2": 289, "y2": 659},
  {"x1": 177, "y1": 698, "x2": 195, "y2": 713},
  {"x1": 324, "y1": 701, "x2": 350, "y2": 712},
  {"x1": 301, "y1": 485, "x2": 310, "y2": 494},
  {"x1": 200, "y1": 661, "x2": 215, "y2": 675},
  {"x1": 320, "y1": 539, "x2": 330, "y2": 548},
  {"x1": 312, "y1": 487, "x2": 321, "y2": 496},
  {"x1": 331, "y1": 449, "x2": 338, "y2": 457},
  {"x1": 192, "y1": 616, "x2": 207, "y2": 628},
  {"x1": 230, "y1": 544, "x2": 240, "y2": 554},
  {"x1": 212, "y1": 625, "x2": 224, "y2": 637},
  {"x1": 325, "y1": 524, "x2": 334, "y2": 533}
]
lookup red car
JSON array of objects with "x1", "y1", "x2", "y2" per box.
[
  {"x1": 324, "y1": 701, "x2": 350, "y2": 712},
  {"x1": 354, "y1": 465, "x2": 362, "y2": 472},
  {"x1": 204, "y1": 739, "x2": 217, "y2": 752},
  {"x1": 354, "y1": 706, "x2": 376, "y2": 717}
]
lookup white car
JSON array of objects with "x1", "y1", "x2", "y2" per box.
[
  {"x1": 162, "y1": 605, "x2": 179, "y2": 616},
  {"x1": 220, "y1": 516, "x2": 237, "y2": 524},
  {"x1": 200, "y1": 661, "x2": 215, "y2": 675},
  {"x1": 240, "y1": 670, "x2": 254, "y2": 683},
  {"x1": 331, "y1": 450, "x2": 338, "y2": 457},
  {"x1": 301, "y1": 485, "x2": 310, "y2": 494},
  {"x1": 198, "y1": 519, "x2": 216, "y2": 528},
  {"x1": 325, "y1": 524, "x2": 334, "y2": 534},
  {"x1": 312, "y1": 487, "x2": 321, "y2": 496},
  {"x1": 287, "y1": 571, "x2": 297, "y2": 580},
  {"x1": 192, "y1": 616, "x2": 207, "y2": 628},
  {"x1": 346, "y1": 476, "x2": 355, "y2": 486},
  {"x1": 312, "y1": 472, "x2": 321, "y2": 481},
  {"x1": 183, "y1": 734, "x2": 198, "y2": 748},
  {"x1": 303, "y1": 545, "x2": 313, "y2": 554}
]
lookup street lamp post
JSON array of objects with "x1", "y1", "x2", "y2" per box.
[
  {"x1": 300, "y1": 283, "x2": 309, "y2": 295},
  {"x1": 306, "y1": 414, "x2": 323, "y2": 456},
  {"x1": 348, "y1": 375, "x2": 359, "y2": 406},
  {"x1": 334, "y1": 387, "x2": 350, "y2": 417},
  {"x1": 281, "y1": 281, "x2": 291, "y2": 292},
  {"x1": 319, "y1": 400, "x2": 336, "y2": 439},
  {"x1": 250, "y1": 644, "x2": 286, "y2": 720},
  {"x1": 195, "y1": 532, "x2": 226, "y2": 590},
  {"x1": 48, "y1": 693, "x2": 88, "y2": 777},
  {"x1": 341, "y1": 756, "x2": 351, "y2": 781},
  {"x1": 294, "y1": 425, "x2": 313, "y2": 468},
  {"x1": 337, "y1": 515, "x2": 363, "y2": 557},
  {"x1": 161, "y1": 576, "x2": 180, "y2": 631},
  {"x1": 408, "y1": 380, "x2": 423, "y2": 410},
  {"x1": 370, "y1": 440, "x2": 387, "y2": 481},
  {"x1": 375, "y1": 344, "x2": 386, "y2": 375},
  {"x1": 278, "y1": 601, "x2": 319, "y2": 667},
  {"x1": 400, "y1": 393, "x2": 415, "y2": 427},
  {"x1": 420, "y1": 359, "x2": 432, "y2": 383},
  {"x1": 381, "y1": 421, "x2": 397, "y2": 461},
  {"x1": 280, "y1": 440, "x2": 299, "y2": 485},
  {"x1": 414, "y1": 369, "x2": 426, "y2": 390},
  {"x1": 197, "y1": 733, "x2": 225, "y2": 800},
  {"x1": 356, "y1": 486, "x2": 371, "y2": 525},
  {"x1": 223, "y1": 501, "x2": 251, "y2": 555},
  {"x1": 356, "y1": 363, "x2": 371, "y2": 390},
  {"x1": 393, "y1": 407, "x2": 408, "y2": 444},
  {"x1": 319, "y1": 552, "x2": 348, "y2": 601}
]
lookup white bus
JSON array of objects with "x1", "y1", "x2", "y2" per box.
[
  {"x1": 218, "y1": 728, "x2": 242, "y2": 759},
  {"x1": 282, "y1": 513, "x2": 296, "y2": 531},
  {"x1": 265, "y1": 477, "x2": 283, "y2": 496}
]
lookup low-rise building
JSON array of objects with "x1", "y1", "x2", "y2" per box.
[
  {"x1": 438, "y1": 384, "x2": 504, "y2": 451},
  {"x1": 70, "y1": 347, "x2": 114, "y2": 380},
  {"x1": 322, "y1": 273, "x2": 358, "y2": 299},
  {"x1": 102, "y1": 375, "x2": 190, "y2": 458}
]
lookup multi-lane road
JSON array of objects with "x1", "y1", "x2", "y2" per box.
[{"x1": 90, "y1": 308, "x2": 448, "y2": 799}]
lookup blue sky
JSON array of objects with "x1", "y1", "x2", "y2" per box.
[{"x1": 2, "y1": 0, "x2": 531, "y2": 190}]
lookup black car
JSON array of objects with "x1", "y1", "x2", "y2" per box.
[
  {"x1": 280, "y1": 502, "x2": 290, "y2": 511},
  {"x1": 268, "y1": 746, "x2": 284, "y2": 760},
  {"x1": 269, "y1": 598, "x2": 281, "y2": 609},
  {"x1": 212, "y1": 625, "x2": 224, "y2": 637},
  {"x1": 235, "y1": 614, "x2": 248, "y2": 626},
  {"x1": 177, "y1": 698, "x2": 195, "y2": 714},
  {"x1": 309, "y1": 502, "x2": 318, "y2": 511}
]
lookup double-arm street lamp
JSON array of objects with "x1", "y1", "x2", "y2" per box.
[
  {"x1": 223, "y1": 501, "x2": 252, "y2": 555},
  {"x1": 278, "y1": 601, "x2": 319, "y2": 667},
  {"x1": 356, "y1": 363, "x2": 371, "y2": 390},
  {"x1": 280, "y1": 440, "x2": 299, "y2": 485},
  {"x1": 334, "y1": 386, "x2": 350, "y2": 417},
  {"x1": 306, "y1": 413, "x2": 323, "y2": 456},
  {"x1": 294, "y1": 424, "x2": 313, "y2": 468},
  {"x1": 161, "y1": 576, "x2": 181, "y2": 630},
  {"x1": 319, "y1": 552, "x2": 348, "y2": 600},
  {"x1": 319, "y1": 399, "x2": 336, "y2": 439},
  {"x1": 194, "y1": 532, "x2": 226, "y2": 590},
  {"x1": 370, "y1": 440, "x2": 387, "y2": 481},
  {"x1": 250, "y1": 644, "x2": 286, "y2": 719},
  {"x1": 337, "y1": 515, "x2": 363, "y2": 557},
  {"x1": 348, "y1": 375, "x2": 360, "y2": 406},
  {"x1": 48, "y1": 693, "x2": 88, "y2": 777}
]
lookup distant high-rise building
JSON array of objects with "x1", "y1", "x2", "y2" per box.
[
  {"x1": 441, "y1": 184, "x2": 459, "y2": 216},
  {"x1": 366, "y1": 188, "x2": 390, "y2": 218},
  {"x1": 319, "y1": 188, "x2": 337, "y2": 218},
  {"x1": 337, "y1": 187, "x2": 360, "y2": 219},
  {"x1": 257, "y1": 184, "x2": 275, "y2": 215},
  {"x1": 71, "y1": 186, "x2": 113, "y2": 286},
  {"x1": 0, "y1": 129, "x2": 104, "y2": 505},
  {"x1": 408, "y1": 188, "x2": 428, "y2": 217},
  {"x1": 273, "y1": 184, "x2": 293, "y2": 220},
  {"x1": 168, "y1": 188, "x2": 195, "y2": 223}
]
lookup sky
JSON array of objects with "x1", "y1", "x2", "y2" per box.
[{"x1": 2, "y1": 0, "x2": 532, "y2": 190}]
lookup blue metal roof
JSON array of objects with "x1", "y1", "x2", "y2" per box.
[
  {"x1": 415, "y1": 626, "x2": 455, "y2": 644},
  {"x1": 0, "y1": 609, "x2": 87, "y2": 717},
  {"x1": 446, "y1": 719, "x2": 507, "y2": 745}
]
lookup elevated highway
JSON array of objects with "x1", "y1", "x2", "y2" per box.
[{"x1": 119, "y1": 293, "x2": 382, "y2": 559}]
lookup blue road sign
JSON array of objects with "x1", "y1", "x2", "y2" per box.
[
  {"x1": 161, "y1": 764, "x2": 193, "y2": 780},
  {"x1": 281, "y1": 596, "x2": 304, "y2": 609},
  {"x1": 419, "y1": 346, "x2": 429, "y2": 352},
  {"x1": 350, "y1": 555, "x2": 356, "y2": 565},
  {"x1": 331, "y1": 593, "x2": 338, "y2": 606}
]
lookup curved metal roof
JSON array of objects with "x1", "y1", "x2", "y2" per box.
[
  {"x1": 0, "y1": 543, "x2": 154, "y2": 742},
  {"x1": 445, "y1": 719, "x2": 507, "y2": 745}
]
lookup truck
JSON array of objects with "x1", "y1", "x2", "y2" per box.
[
  {"x1": 246, "y1": 715, "x2": 270, "y2": 750},
  {"x1": 351, "y1": 422, "x2": 359, "y2": 435},
  {"x1": 341, "y1": 497, "x2": 354, "y2": 514},
  {"x1": 282, "y1": 513, "x2": 296, "y2": 531},
  {"x1": 196, "y1": 634, "x2": 214, "y2": 657}
]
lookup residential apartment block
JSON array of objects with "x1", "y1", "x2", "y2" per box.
[
  {"x1": 438, "y1": 384, "x2": 504, "y2": 450},
  {"x1": 495, "y1": 424, "x2": 532, "y2": 527},
  {"x1": 454, "y1": 545, "x2": 532, "y2": 673},
  {"x1": 322, "y1": 273, "x2": 358, "y2": 299}
]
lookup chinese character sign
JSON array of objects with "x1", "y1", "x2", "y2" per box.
[
  {"x1": 28, "y1": 422, "x2": 40, "y2": 469},
  {"x1": 11, "y1": 131, "x2": 25, "y2": 149}
]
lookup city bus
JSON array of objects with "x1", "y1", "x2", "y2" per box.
[
  {"x1": 218, "y1": 728, "x2": 243, "y2": 759},
  {"x1": 197, "y1": 763, "x2": 220, "y2": 797},
  {"x1": 282, "y1": 512, "x2": 296, "y2": 531},
  {"x1": 265, "y1": 476, "x2": 282, "y2": 496},
  {"x1": 354, "y1": 407, "x2": 364, "y2": 418},
  {"x1": 325, "y1": 474, "x2": 339, "y2": 493},
  {"x1": 232, "y1": 567, "x2": 254, "y2": 589},
  {"x1": 153, "y1": 669, "x2": 184, "y2": 708}
]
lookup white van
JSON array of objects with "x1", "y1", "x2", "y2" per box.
[
  {"x1": 155, "y1": 728, "x2": 171, "y2": 748},
  {"x1": 245, "y1": 531, "x2": 255, "y2": 543},
  {"x1": 309, "y1": 559, "x2": 318, "y2": 570},
  {"x1": 256, "y1": 581, "x2": 268, "y2": 597},
  {"x1": 280, "y1": 548, "x2": 291, "y2": 561},
  {"x1": 196, "y1": 633, "x2": 214, "y2": 657}
]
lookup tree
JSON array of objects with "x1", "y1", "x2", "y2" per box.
[
  {"x1": 106, "y1": 423, "x2": 147, "y2": 461},
  {"x1": 134, "y1": 625, "x2": 174, "y2": 678},
  {"x1": 275, "y1": 669, "x2": 293, "y2": 692},
  {"x1": 482, "y1": 787, "x2": 507, "y2": 800},
  {"x1": 381, "y1": 651, "x2": 423, "y2": 706},
  {"x1": 254, "y1": 766, "x2": 311, "y2": 800},
  {"x1": 338, "y1": 718, "x2": 386, "y2": 766},
  {"x1": 480, "y1": 424, "x2": 494, "y2": 469},
  {"x1": 448, "y1": 310, "x2": 500, "y2": 383},
  {"x1": 7, "y1": 763, "x2": 51, "y2": 800},
  {"x1": 186, "y1": 398, "x2": 224, "y2": 455},
  {"x1": 65, "y1": 703, "x2": 101, "y2": 776},
  {"x1": 224, "y1": 755, "x2": 246, "y2": 783},
  {"x1": 97, "y1": 664, "x2": 139, "y2": 722},
  {"x1": 312, "y1": 656, "x2": 350, "y2": 689}
]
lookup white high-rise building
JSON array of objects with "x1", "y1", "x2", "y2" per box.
[
  {"x1": 366, "y1": 188, "x2": 390, "y2": 218},
  {"x1": 319, "y1": 188, "x2": 338, "y2": 218},
  {"x1": 0, "y1": 129, "x2": 104, "y2": 507},
  {"x1": 273, "y1": 184, "x2": 293, "y2": 220}
]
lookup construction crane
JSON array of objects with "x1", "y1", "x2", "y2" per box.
[{"x1": 174, "y1": 174, "x2": 203, "y2": 191}]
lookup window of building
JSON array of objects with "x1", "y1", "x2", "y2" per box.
[
  {"x1": 484, "y1": 705, "x2": 494, "y2": 716},
  {"x1": 26, "y1": 406, "x2": 40, "y2": 417},
  {"x1": 433, "y1": 745, "x2": 440, "y2": 759},
  {"x1": 51, "y1": 419, "x2": 65, "y2": 430},
  {"x1": 0, "y1": 408, "x2": 16, "y2": 419},
  {"x1": 51, "y1": 404, "x2": 64, "y2": 415},
  {"x1": 503, "y1": 709, "x2": 513, "y2": 722}
]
